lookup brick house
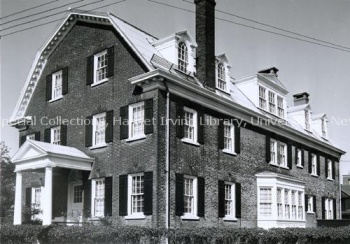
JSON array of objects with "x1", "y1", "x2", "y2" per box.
[{"x1": 10, "y1": 0, "x2": 345, "y2": 229}]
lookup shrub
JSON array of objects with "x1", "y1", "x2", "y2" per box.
[{"x1": 0, "y1": 224, "x2": 46, "y2": 244}]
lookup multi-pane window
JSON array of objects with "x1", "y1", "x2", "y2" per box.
[
  {"x1": 259, "y1": 187, "x2": 272, "y2": 217},
  {"x1": 298, "y1": 192, "x2": 303, "y2": 219},
  {"x1": 277, "y1": 188, "x2": 283, "y2": 219},
  {"x1": 183, "y1": 107, "x2": 197, "y2": 143},
  {"x1": 223, "y1": 123, "x2": 234, "y2": 153},
  {"x1": 327, "y1": 160, "x2": 333, "y2": 180},
  {"x1": 73, "y1": 185, "x2": 83, "y2": 203},
  {"x1": 307, "y1": 196, "x2": 314, "y2": 213},
  {"x1": 311, "y1": 154, "x2": 317, "y2": 175},
  {"x1": 33, "y1": 188, "x2": 41, "y2": 209},
  {"x1": 26, "y1": 134, "x2": 35, "y2": 140},
  {"x1": 325, "y1": 198, "x2": 334, "y2": 219},
  {"x1": 274, "y1": 188, "x2": 304, "y2": 220},
  {"x1": 131, "y1": 175, "x2": 144, "y2": 214},
  {"x1": 129, "y1": 102, "x2": 145, "y2": 139},
  {"x1": 277, "y1": 96, "x2": 284, "y2": 119},
  {"x1": 296, "y1": 149, "x2": 302, "y2": 167},
  {"x1": 259, "y1": 86, "x2": 266, "y2": 110},
  {"x1": 93, "y1": 113, "x2": 106, "y2": 146},
  {"x1": 278, "y1": 143, "x2": 287, "y2": 167},
  {"x1": 93, "y1": 179, "x2": 105, "y2": 217},
  {"x1": 224, "y1": 183, "x2": 235, "y2": 218},
  {"x1": 291, "y1": 191, "x2": 297, "y2": 219},
  {"x1": 284, "y1": 190, "x2": 290, "y2": 219},
  {"x1": 270, "y1": 140, "x2": 288, "y2": 168},
  {"x1": 217, "y1": 63, "x2": 226, "y2": 91},
  {"x1": 270, "y1": 140, "x2": 276, "y2": 165},
  {"x1": 305, "y1": 110, "x2": 310, "y2": 130},
  {"x1": 94, "y1": 50, "x2": 108, "y2": 83},
  {"x1": 322, "y1": 119, "x2": 327, "y2": 138},
  {"x1": 51, "y1": 126, "x2": 61, "y2": 145},
  {"x1": 52, "y1": 70, "x2": 63, "y2": 100},
  {"x1": 178, "y1": 42, "x2": 188, "y2": 73},
  {"x1": 268, "y1": 91, "x2": 276, "y2": 114},
  {"x1": 184, "y1": 177, "x2": 194, "y2": 215}
]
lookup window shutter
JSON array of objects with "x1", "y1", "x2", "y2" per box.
[
  {"x1": 325, "y1": 158, "x2": 329, "y2": 178},
  {"x1": 235, "y1": 125, "x2": 241, "y2": 154},
  {"x1": 218, "y1": 180, "x2": 225, "y2": 217},
  {"x1": 144, "y1": 99, "x2": 154, "y2": 135},
  {"x1": 333, "y1": 199, "x2": 336, "y2": 219},
  {"x1": 322, "y1": 197, "x2": 326, "y2": 219},
  {"x1": 120, "y1": 106, "x2": 129, "y2": 140},
  {"x1": 86, "y1": 55, "x2": 94, "y2": 85},
  {"x1": 332, "y1": 161, "x2": 335, "y2": 180},
  {"x1": 104, "y1": 177, "x2": 113, "y2": 216},
  {"x1": 20, "y1": 135, "x2": 26, "y2": 146},
  {"x1": 295, "y1": 148, "x2": 298, "y2": 165},
  {"x1": 106, "y1": 46, "x2": 115, "y2": 78},
  {"x1": 317, "y1": 155, "x2": 320, "y2": 176},
  {"x1": 60, "y1": 125, "x2": 67, "y2": 146},
  {"x1": 218, "y1": 120, "x2": 224, "y2": 149},
  {"x1": 198, "y1": 110, "x2": 204, "y2": 144},
  {"x1": 25, "y1": 187, "x2": 32, "y2": 207},
  {"x1": 235, "y1": 182, "x2": 242, "y2": 218},
  {"x1": 44, "y1": 128, "x2": 51, "y2": 143},
  {"x1": 175, "y1": 173, "x2": 184, "y2": 216},
  {"x1": 85, "y1": 116, "x2": 92, "y2": 147},
  {"x1": 62, "y1": 67, "x2": 69, "y2": 95},
  {"x1": 308, "y1": 152, "x2": 312, "y2": 174},
  {"x1": 119, "y1": 175, "x2": 128, "y2": 216},
  {"x1": 277, "y1": 142, "x2": 281, "y2": 164},
  {"x1": 144, "y1": 171, "x2": 153, "y2": 215},
  {"x1": 35, "y1": 132, "x2": 40, "y2": 141},
  {"x1": 176, "y1": 105, "x2": 184, "y2": 138},
  {"x1": 197, "y1": 177, "x2": 205, "y2": 217},
  {"x1": 105, "y1": 110, "x2": 114, "y2": 143},
  {"x1": 287, "y1": 143, "x2": 292, "y2": 169},
  {"x1": 83, "y1": 180, "x2": 91, "y2": 218},
  {"x1": 265, "y1": 135, "x2": 271, "y2": 163},
  {"x1": 305, "y1": 195, "x2": 308, "y2": 212},
  {"x1": 301, "y1": 150, "x2": 305, "y2": 167},
  {"x1": 46, "y1": 74, "x2": 52, "y2": 101},
  {"x1": 313, "y1": 196, "x2": 317, "y2": 214}
]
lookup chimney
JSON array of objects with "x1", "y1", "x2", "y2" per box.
[
  {"x1": 195, "y1": 0, "x2": 216, "y2": 89},
  {"x1": 293, "y1": 92, "x2": 310, "y2": 106}
]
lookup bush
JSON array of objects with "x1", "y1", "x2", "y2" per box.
[{"x1": 0, "y1": 224, "x2": 46, "y2": 244}]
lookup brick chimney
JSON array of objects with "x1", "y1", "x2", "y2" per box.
[
  {"x1": 195, "y1": 0, "x2": 216, "y2": 89},
  {"x1": 293, "y1": 92, "x2": 310, "y2": 106}
]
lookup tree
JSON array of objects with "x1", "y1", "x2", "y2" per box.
[{"x1": 0, "y1": 141, "x2": 15, "y2": 218}]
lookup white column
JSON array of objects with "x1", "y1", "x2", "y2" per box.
[
  {"x1": 13, "y1": 172, "x2": 23, "y2": 225},
  {"x1": 42, "y1": 167, "x2": 53, "y2": 225}
]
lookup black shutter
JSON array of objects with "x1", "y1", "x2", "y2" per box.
[
  {"x1": 287, "y1": 143, "x2": 292, "y2": 169},
  {"x1": 83, "y1": 180, "x2": 91, "y2": 217},
  {"x1": 46, "y1": 74, "x2": 52, "y2": 101},
  {"x1": 144, "y1": 99, "x2": 154, "y2": 135},
  {"x1": 235, "y1": 182, "x2": 242, "y2": 218},
  {"x1": 308, "y1": 152, "x2": 312, "y2": 174},
  {"x1": 104, "y1": 177, "x2": 113, "y2": 216},
  {"x1": 325, "y1": 158, "x2": 329, "y2": 178},
  {"x1": 218, "y1": 120, "x2": 224, "y2": 149},
  {"x1": 322, "y1": 197, "x2": 326, "y2": 219},
  {"x1": 25, "y1": 187, "x2": 32, "y2": 207},
  {"x1": 295, "y1": 148, "x2": 298, "y2": 165},
  {"x1": 60, "y1": 125, "x2": 67, "y2": 146},
  {"x1": 105, "y1": 110, "x2": 114, "y2": 143},
  {"x1": 198, "y1": 110, "x2": 204, "y2": 144},
  {"x1": 175, "y1": 173, "x2": 184, "y2": 216},
  {"x1": 119, "y1": 175, "x2": 128, "y2": 216},
  {"x1": 301, "y1": 150, "x2": 305, "y2": 167},
  {"x1": 197, "y1": 177, "x2": 205, "y2": 217},
  {"x1": 86, "y1": 55, "x2": 94, "y2": 85},
  {"x1": 305, "y1": 195, "x2": 308, "y2": 212},
  {"x1": 333, "y1": 198, "x2": 336, "y2": 219},
  {"x1": 120, "y1": 106, "x2": 129, "y2": 140},
  {"x1": 35, "y1": 132, "x2": 40, "y2": 141},
  {"x1": 144, "y1": 172, "x2": 153, "y2": 215},
  {"x1": 317, "y1": 155, "x2": 320, "y2": 176},
  {"x1": 218, "y1": 180, "x2": 225, "y2": 217},
  {"x1": 176, "y1": 105, "x2": 184, "y2": 139},
  {"x1": 314, "y1": 196, "x2": 317, "y2": 214},
  {"x1": 85, "y1": 116, "x2": 92, "y2": 147},
  {"x1": 265, "y1": 135, "x2": 271, "y2": 163},
  {"x1": 235, "y1": 125, "x2": 241, "y2": 154},
  {"x1": 44, "y1": 128, "x2": 51, "y2": 143},
  {"x1": 62, "y1": 67, "x2": 69, "y2": 95},
  {"x1": 332, "y1": 161, "x2": 336, "y2": 180},
  {"x1": 106, "y1": 46, "x2": 115, "y2": 78},
  {"x1": 20, "y1": 135, "x2": 26, "y2": 146}
]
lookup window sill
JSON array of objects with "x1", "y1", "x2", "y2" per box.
[
  {"x1": 49, "y1": 96, "x2": 63, "y2": 103},
  {"x1": 222, "y1": 149, "x2": 237, "y2": 156},
  {"x1": 307, "y1": 211, "x2": 315, "y2": 215},
  {"x1": 126, "y1": 135, "x2": 146, "y2": 143},
  {"x1": 181, "y1": 215, "x2": 200, "y2": 221},
  {"x1": 296, "y1": 165, "x2": 304, "y2": 169},
  {"x1": 223, "y1": 216, "x2": 237, "y2": 222},
  {"x1": 327, "y1": 178, "x2": 334, "y2": 181},
  {"x1": 311, "y1": 174, "x2": 319, "y2": 178},
  {"x1": 125, "y1": 214, "x2": 145, "y2": 220},
  {"x1": 279, "y1": 165, "x2": 290, "y2": 170},
  {"x1": 91, "y1": 79, "x2": 108, "y2": 87},
  {"x1": 216, "y1": 88, "x2": 230, "y2": 95},
  {"x1": 181, "y1": 138, "x2": 200, "y2": 147},
  {"x1": 89, "y1": 143, "x2": 108, "y2": 150}
]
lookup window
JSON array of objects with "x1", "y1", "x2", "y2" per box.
[
  {"x1": 298, "y1": 192, "x2": 303, "y2": 219},
  {"x1": 32, "y1": 187, "x2": 41, "y2": 209},
  {"x1": 268, "y1": 91, "x2": 276, "y2": 114},
  {"x1": 327, "y1": 160, "x2": 333, "y2": 180},
  {"x1": 217, "y1": 63, "x2": 226, "y2": 91},
  {"x1": 73, "y1": 185, "x2": 83, "y2": 203},
  {"x1": 277, "y1": 96, "x2": 284, "y2": 119},
  {"x1": 52, "y1": 70, "x2": 63, "y2": 100},
  {"x1": 128, "y1": 174, "x2": 144, "y2": 216},
  {"x1": 92, "y1": 179, "x2": 105, "y2": 217},
  {"x1": 183, "y1": 176, "x2": 197, "y2": 217},
  {"x1": 270, "y1": 139, "x2": 288, "y2": 168},
  {"x1": 322, "y1": 119, "x2": 327, "y2": 138},
  {"x1": 291, "y1": 191, "x2": 297, "y2": 219},
  {"x1": 277, "y1": 188, "x2": 283, "y2": 219},
  {"x1": 26, "y1": 134, "x2": 35, "y2": 140},
  {"x1": 278, "y1": 143, "x2": 287, "y2": 167},
  {"x1": 270, "y1": 140, "x2": 276, "y2": 165},
  {"x1": 94, "y1": 50, "x2": 108, "y2": 84},
  {"x1": 305, "y1": 110, "x2": 310, "y2": 130},
  {"x1": 129, "y1": 102, "x2": 145, "y2": 139},
  {"x1": 259, "y1": 187, "x2": 272, "y2": 217},
  {"x1": 93, "y1": 113, "x2": 106, "y2": 147},
  {"x1": 224, "y1": 183, "x2": 236, "y2": 219},
  {"x1": 324, "y1": 198, "x2": 334, "y2": 219},
  {"x1": 296, "y1": 149, "x2": 302, "y2": 167},
  {"x1": 178, "y1": 42, "x2": 188, "y2": 73},
  {"x1": 51, "y1": 126, "x2": 61, "y2": 145},
  {"x1": 307, "y1": 196, "x2": 314, "y2": 213},
  {"x1": 311, "y1": 154, "x2": 317, "y2": 176},
  {"x1": 183, "y1": 107, "x2": 198, "y2": 143},
  {"x1": 223, "y1": 122, "x2": 235, "y2": 153},
  {"x1": 284, "y1": 190, "x2": 290, "y2": 219},
  {"x1": 259, "y1": 86, "x2": 266, "y2": 110}
]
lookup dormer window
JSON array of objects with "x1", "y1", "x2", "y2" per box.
[
  {"x1": 259, "y1": 86, "x2": 267, "y2": 110},
  {"x1": 217, "y1": 63, "x2": 226, "y2": 91},
  {"x1": 305, "y1": 110, "x2": 310, "y2": 130},
  {"x1": 178, "y1": 42, "x2": 188, "y2": 73},
  {"x1": 268, "y1": 91, "x2": 276, "y2": 114},
  {"x1": 322, "y1": 119, "x2": 327, "y2": 138},
  {"x1": 277, "y1": 96, "x2": 284, "y2": 119}
]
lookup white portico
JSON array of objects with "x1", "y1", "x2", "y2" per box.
[{"x1": 12, "y1": 140, "x2": 93, "y2": 225}]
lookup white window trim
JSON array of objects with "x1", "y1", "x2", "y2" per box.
[
  {"x1": 181, "y1": 175, "x2": 199, "y2": 220},
  {"x1": 270, "y1": 139, "x2": 288, "y2": 169},
  {"x1": 50, "y1": 70, "x2": 63, "y2": 102},
  {"x1": 26, "y1": 133, "x2": 35, "y2": 141},
  {"x1": 327, "y1": 160, "x2": 333, "y2": 180},
  {"x1": 305, "y1": 110, "x2": 311, "y2": 132},
  {"x1": 90, "y1": 113, "x2": 107, "y2": 149},
  {"x1": 311, "y1": 154, "x2": 318, "y2": 176},
  {"x1": 216, "y1": 63, "x2": 227, "y2": 92},
  {"x1": 324, "y1": 198, "x2": 334, "y2": 220},
  {"x1": 91, "y1": 178, "x2": 105, "y2": 218},
  {"x1": 125, "y1": 173, "x2": 146, "y2": 220},
  {"x1": 223, "y1": 182, "x2": 237, "y2": 221},
  {"x1": 259, "y1": 86, "x2": 267, "y2": 110},
  {"x1": 51, "y1": 126, "x2": 61, "y2": 145},
  {"x1": 258, "y1": 85, "x2": 285, "y2": 119},
  {"x1": 296, "y1": 149, "x2": 303, "y2": 168},
  {"x1": 307, "y1": 196, "x2": 315, "y2": 214},
  {"x1": 177, "y1": 42, "x2": 188, "y2": 73},
  {"x1": 181, "y1": 107, "x2": 199, "y2": 146},
  {"x1": 222, "y1": 122, "x2": 236, "y2": 155},
  {"x1": 92, "y1": 50, "x2": 108, "y2": 86},
  {"x1": 31, "y1": 186, "x2": 43, "y2": 221},
  {"x1": 127, "y1": 101, "x2": 146, "y2": 142}
]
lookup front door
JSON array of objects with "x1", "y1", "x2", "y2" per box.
[{"x1": 67, "y1": 182, "x2": 84, "y2": 223}]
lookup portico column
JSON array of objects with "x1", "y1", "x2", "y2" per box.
[
  {"x1": 42, "y1": 167, "x2": 53, "y2": 225},
  {"x1": 13, "y1": 172, "x2": 23, "y2": 225}
]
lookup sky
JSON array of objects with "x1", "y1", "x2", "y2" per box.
[{"x1": 1, "y1": 0, "x2": 350, "y2": 167}]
